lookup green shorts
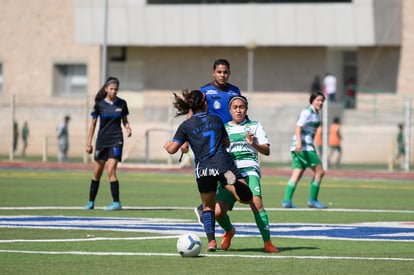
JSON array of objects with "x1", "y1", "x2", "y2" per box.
[
  {"x1": 291, "y1": 151, "x2": 321, "y2": 169},
  {"x1": 216, "y1": 167, "x2": 261, "y2": 209}
]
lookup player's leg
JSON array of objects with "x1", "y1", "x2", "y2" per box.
[
  {"x1": 104, "y1": 146, "x2": 123, "y2": 210},
  {"x1": 282, "y1": 169, "x2": 303, "y2": 208},
  {"x1": 197, "y1": 176, "x2": 218, "y2": 252},
  {"x1": 308, "y1": 152, "x2": 326, "y2": 208},
  {"x1": 221, "y1": 169, "x2": 252, "y2": 204},
  {"x1": 215, "y1": 184, "x2": 236, "y2": 250},
  {"x1": 83, "y1": 159, "x2": 105, "y2": 210},
  {"x1": 283, "y1": 152, "x2": 306, "y2": 208},
  {"x1": 246, "y1": 173, "x2": 279, "y2": 253}
]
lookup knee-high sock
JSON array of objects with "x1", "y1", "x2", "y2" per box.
[
  {"x1": 89, "y1": 180, "x2": 100, "y2": 202},
  {"x1": 217, "y1": 214, "x2": 233, "y2": 232},
  {"x1": 110, "y1": 181, "x2": 120, "y2": 202},
  {"x1": 202, "y1": 210, "x2": 215, "y2": 242},
  {"x1": 309, "y1": 180, "x2": 321, "y2": 200},
  {"x1": 254, "y1": 209, "x2": 271, "y2": 242},
  {"x1": 284, "y1": 180, "x2": 297, "y2": 201}
]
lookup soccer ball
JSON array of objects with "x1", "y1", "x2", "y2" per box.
[{"x1": 176, "y1": 233, "x2": 202, "y2": 257}]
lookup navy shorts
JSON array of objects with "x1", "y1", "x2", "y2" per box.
[{"x1": 94, "y1": 146, "x2": 123, "y2": 162}]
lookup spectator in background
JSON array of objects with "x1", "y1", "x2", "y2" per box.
[
  {"x1": 13, "y1": 121, "x2": 19, "y2": 155},
  {"x1": 345, "y1": 77, "x2": 356, "y2": 109},
  {"x1": 21, "y1": 121, "x2": 29, "y2": 157},
  {"x1": 393, "y1": 123, "x2": 405, "y2": 169},
  {"x1": 310, "y1": 75, "x2": 321, "y2": 93},
  {"x1": 328, "y1": 117, "x2": 342, "y2": 168},
  {"x1": 323, "y1": 73, "x2": 337, "y2": 103},
  {"x1": 57, "y1": 115, "x2": 71, "y2": 162}
]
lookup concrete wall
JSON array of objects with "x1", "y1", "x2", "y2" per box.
[{"x1": 75, "y1": 0, "x2": 400, "y2": 46}]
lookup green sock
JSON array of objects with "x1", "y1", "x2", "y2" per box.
[
  {"x1": 284, "y1": 180, "x2": 296, "y2": 201},
  {"x1": 309, "y1": 180, "x2": 320, "y2": 200},
  {"x1": 217, "y1": 214, "x2": 233, "y2": 232},
  {"x1": 254, "y1": 209, "x2": 271, "y2": 242}
]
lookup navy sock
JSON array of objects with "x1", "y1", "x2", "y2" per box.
[
  {"x1": 110, "y1": 181, "x2": 120, "y2": 202},
  {"x1": 202, "y1": 210, "x2": 215, "y2": 242},
  {"x1": 89, "y1": 180, "x2": 100, "y2": 201}
]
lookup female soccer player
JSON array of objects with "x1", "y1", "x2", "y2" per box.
[
  {"x1": 282, "y1": 91, "x2": 327, "y2": 209},
  {"x1": 83, "y1": 77, "x2": 132, "y2": 211},
  {"x1": 164, "y1": 89, "x2": 252, "y2": 252},
  {"x1": 215, "y1": 95, "x2": 279, "y2": 253}
]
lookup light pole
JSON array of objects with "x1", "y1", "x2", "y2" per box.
[
  {"x1": 101, "y1": 0, "x2": 108, "y2": 84},
  {"x1": 246, "y1": 40, "x2": 256, "y2": 93}
]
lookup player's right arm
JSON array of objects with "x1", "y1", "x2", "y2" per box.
[
  {"x1": 164, "y1": 141, "x2": 181, "y2": 154},
  {"x1": 294, "y1": 125, "x2": 302, "y2": 153},
  {"x1": 86, "y1": 117, "x2": 97, "y2": 154}
]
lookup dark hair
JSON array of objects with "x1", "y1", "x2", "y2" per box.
[
  {"x1": 228, "y1": 95, "x2": 248, "y2": 109},
  {"x1": 309, "y1": 91, "x2": 325, "y2": 104},
  {"x1": 94, "y1": 77, "x2": 120, "y2": 103},
  {"x1": 173, "y1": 89, "x2": 206, "y2": 117},
  {"x1": 333, "y1": 117, "x2": 340, "y2": 124},
  {"x1": 213, "y1": 59, "x2": 231, "y2": 70}
]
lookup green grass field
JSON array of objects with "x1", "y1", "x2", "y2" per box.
[{"x1": 0, "y1": 168, "x2": 413, "y2": 275}]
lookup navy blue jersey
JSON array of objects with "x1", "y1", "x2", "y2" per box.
[
  {"x1": 91, "y1": 97, "x2": 129, "y2": 148},
  {"x1": 172, "y1": 112, "x2": 236, "y2": 177},
  {"x1": 200, "y1": 82, "x2": 241, "y2": 123}
]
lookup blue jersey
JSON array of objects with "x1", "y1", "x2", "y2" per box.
[
  {"x1": 91, "y1": 97, "x2": 129, "y2": 148},
  {"x1": 172, "y1": 112, "x2": 237, "y2": 177},
  {"x1": 200, "y1": 82, "x2": 241, "y2": 123}
]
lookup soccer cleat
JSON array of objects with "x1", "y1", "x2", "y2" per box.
[
  {"x1": 104, "y1": 201, "x2": 122, "y2": 211},
  {"x1": 194, "y1": 204, "x2": 204, "y2": 226},
  {"x1": 206, "y1": 240, "x2": 217, "y2": 252},
  {"x1": 83, "y1": 201, "x2": 94, "y2": 210},
  {"x1": 282, "y1": 200, "x2": 296, "y2": 208},
  {"x1": 224, "y1": 170, "x2": 236, "y2": 185},
  {"x1": 264, "y1": 240, "x2": 280, "y2": 253},
  {"x1": 308, "y1": 199, "x2": 327, "y2": 209},
  {"x1": 220, "y1": 228, "x2": 236, "y2": 250}
]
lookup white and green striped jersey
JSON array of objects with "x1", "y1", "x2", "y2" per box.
[
  {"x1": 290, "y1": 105, "x2": 320, "y2": 152},
  {"x1": 225, "y1": 119, "x2": 269, "y2": 172}
]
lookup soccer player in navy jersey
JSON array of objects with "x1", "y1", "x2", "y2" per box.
[
  {"x1": 83, "y1": 77, "x2": 132, "y2": 211},
  {"x1": 193, "y1": 59, "x2": 242, "y2": 224},
  {"x1": 199, "y1": 58, "x2": 241, "y2": 124},
  {"x1": 164, "y1": 89, "x2": 252, "y2": 252}
]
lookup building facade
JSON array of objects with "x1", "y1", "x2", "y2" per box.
[{"x1": 0, "y1": 0, "x2": 413, "y2": 164}]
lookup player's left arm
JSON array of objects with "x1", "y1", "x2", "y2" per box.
[{"x1": 122, "y1": 116, "x2": 132, "y2": 137}]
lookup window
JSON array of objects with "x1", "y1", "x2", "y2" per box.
[
  {"x1": 147, "y1": 0, "x2": 351, "y2": 4},
  {"x1": 53, "y1": 64, "x2": 87, "y2": 96}
]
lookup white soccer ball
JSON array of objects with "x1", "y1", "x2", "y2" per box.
[{"x1": 176, "y1": 233, "x2": 202, "y2": 257}]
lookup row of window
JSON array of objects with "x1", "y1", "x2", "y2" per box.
[
  {"x1": 0, "y1": 63, "x2": 87, "y2": 97},
  {"x1": 147, "y1": 0, "x2": 351, "y2": 4}
]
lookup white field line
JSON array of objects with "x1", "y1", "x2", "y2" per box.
[
  {"x1": 0, "y1": 235, "x2": 180, "y2": 243},
  {"x1": 0, "y1": 249, "x2": 413, "y2": 261},
  {"x1": 0, "y1": 206, "x2": 413, "y2": 214}
]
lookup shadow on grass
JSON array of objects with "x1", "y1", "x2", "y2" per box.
[{"x1": 231, "y1": 246, "x2": 319, "y2": 253}]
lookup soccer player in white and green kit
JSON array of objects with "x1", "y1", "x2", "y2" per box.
[
  {"x1": 214, "y1": 96, "x2": 279, "y2": 253},
  {"x1": 282, "y1": 91, "x2": 327, "y2": 209}
]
